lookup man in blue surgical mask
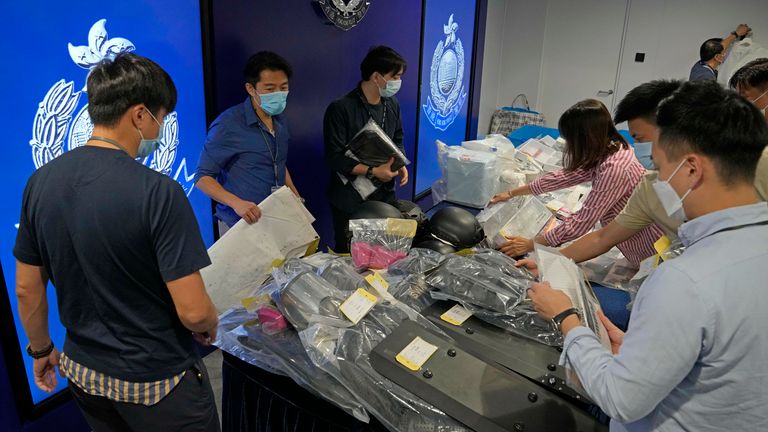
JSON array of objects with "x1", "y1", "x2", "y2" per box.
[
  {"x1": 196, "y1": 51, "x2": 301, "y2": 235},
  {"x1": 323, "y1": 46, "x2": 408, "y2": 253}
]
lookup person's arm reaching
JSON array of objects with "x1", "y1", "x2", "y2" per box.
[
  {"x1": 721, "y1": 24, "x2": 751, "y2": 53},
  {"x1": 196, "y1": 176, "x2": 261, "y2": 223},
  {"x1": 195, "y1": 123, "x2": 261, "y2": 223},
  {"x1": 559, "y1": 221, "x2": 641, "y2": 263},
  {"x1": 528, "y1": 265, "x2": 706, "y2": 422}
]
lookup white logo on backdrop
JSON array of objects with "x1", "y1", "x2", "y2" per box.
[
  {"x1": 29, "y1": 19, "x2": 195, "y2": 195},
  {"x1": 423, "y1": 14, "x2": 467, "y2": 131}
]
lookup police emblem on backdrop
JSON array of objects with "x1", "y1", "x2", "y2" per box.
[
  {"x1": 30, "y1": 19, "x2": 196, "y2": 195},
  {"x1": 423, "y1": 14, "x2": 468, "y2": 131},
  {"x1": 317, "y1": 0, "x2": 370, "y2": 31}
]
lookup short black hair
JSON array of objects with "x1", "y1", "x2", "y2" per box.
[
  {"x1": 614, "y1": 80, "x2": 684, "y2": 124},
  {"x1": 360, "y1": 46, "x2": 407, "y2": 81},
  {"x1": 728, "y1": 58, "x2": 768, "y2": 90},
  {"x1": 87, "y1": 53, "x2": 177, "y2": 126},
  {"x1": 656, "y1": 80, "x2": 768, "y2": 185},
  {"x1": 699, "y1": 38, "x2": 724, "y2": 62},
  {"x1": 244, "y1": 51, "x2": 293, "y2": 85}
]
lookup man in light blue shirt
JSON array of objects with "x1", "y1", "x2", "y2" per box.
[{"x1": 528, "y1": 80, "x2": 768, "y2": 431}]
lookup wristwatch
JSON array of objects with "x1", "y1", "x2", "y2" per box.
[
  {"x1": 365, "y1": 165, "x2": 375, "y2": 180},
  {"x1": 731, "y1": 30, "x2": 739, "y2": 37},
  {"x1": 551, "y1": 308, "x2": 581, "y2": 331}
]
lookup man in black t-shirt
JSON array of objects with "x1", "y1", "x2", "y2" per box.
[
  {"x1": 14, "y1": 53, "x2": 219, "y2": 431},
  {"x1": 324, "y1": 46, "x2": 408, "y2": 253}
]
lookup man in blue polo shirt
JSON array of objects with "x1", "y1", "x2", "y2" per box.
[
  {"x1": 196, "y1": 51, "x2": 301, "y2": 235},
  {"x1": 689, "y1": 23, "x2": 750, "y2": 81}
]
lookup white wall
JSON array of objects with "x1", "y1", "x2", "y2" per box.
[
  {"x1": 477, "y1": 0, "x2": 548, "y2": 136},
  {"x1": 478, "y1": 0, "x2": 768, "y2": 132},
  {"x1": 615, "y1": 0, "x2": 768, "y2": 107}
]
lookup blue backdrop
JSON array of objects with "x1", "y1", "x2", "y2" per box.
[
  {"x1": 0, "y1": 0, "x2": 211, "y2": 408},
  {"x1": 414, "y1": 0, "x2": 479, "y2": 195}
]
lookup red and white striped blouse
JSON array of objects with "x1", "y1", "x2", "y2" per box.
[{"x1": 529, "y1": 146, "x2": 663, "y2": 267}]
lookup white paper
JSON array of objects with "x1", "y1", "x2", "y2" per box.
[
  {"x1": 339, "y1": 288, "x2": 378, "y2": 324},
  {"x1": 396, "y1": 337, "x2": 439, "y2": 371},
  {"x1": 201, "y1": 187, "x2": 319, "y2": 312},
  {"x1": 440, "y1": 304, "x2": 473, "y2": 326}
]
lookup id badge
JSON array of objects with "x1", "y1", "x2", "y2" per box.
[{"x1": 271, "y1": 186, "x2": 281, "y2": 194}]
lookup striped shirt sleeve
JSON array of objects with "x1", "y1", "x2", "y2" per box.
[
  {"x1": 529, "y1": 168, "x2": 593, "y2": 196},
  {"x1": 544, "y1": 157, "x2": 633, "y2": 246}
]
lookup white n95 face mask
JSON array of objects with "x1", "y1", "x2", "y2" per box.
[{"x1": 652, "y1": 159, "x2": 692, "y2": 222}]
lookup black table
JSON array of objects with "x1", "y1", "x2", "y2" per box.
[{"x1": 221, "y1": 352, "x2": 388, "y2": 432}]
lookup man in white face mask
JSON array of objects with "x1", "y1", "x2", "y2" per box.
[
  {"x1": 527, "y1": 80, "x2": 768, "y2": 432},
  {"x1": 730, "y1": 58, "x2": 768, "y2": 200}
]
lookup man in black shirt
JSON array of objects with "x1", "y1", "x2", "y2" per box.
[
  {"x1": 14, "y1": 53, "x2": 220, "y2": 431},
  {"x1": 324, "y1": 46, "x2": 408, "y2": 252}
]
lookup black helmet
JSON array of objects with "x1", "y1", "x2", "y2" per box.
[
  {"x1": 426, "y1": 207, "x2": 484, "y2": 249},
  {"x1": 350, "y1": 200, "x2": 403, "y2": 220},
  {"x1": 412, "y1": 239, "x2": 456, "y2": 255},
  {"x1": 393, "y1": 199, "x2": 428, "y2": 225}
]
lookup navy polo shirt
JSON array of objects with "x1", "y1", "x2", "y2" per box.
[
  {"x1": 689, "y1": 61, "x2": 718, "y2": 81},
  {"x1": 195, "y1": 97, "x2": 289, "y2": 226}
]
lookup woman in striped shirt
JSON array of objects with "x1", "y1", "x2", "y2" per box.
[{"x1": 490, "y1": 99, "x2": 663, "y2": 267}]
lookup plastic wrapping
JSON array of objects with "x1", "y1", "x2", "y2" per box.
[
  {"x1": 461, "y1": 134, "x2": 516, "y2": 157},
  {"x1": 273, "y1": 270, "x2": 353, "y2": 330},
  {"x1": 347, "y1": 118, "x2": 410, "y2": 171},
  {"x1": 215, "y1": 308, "x2": 370, "y2": 422},
  {"x1": 516, "y1": 137, "x2": 564, "y2": 172},
  {"x1": 264, "y1": 254, "x2": 470, "y2": 432},
  {"x1": 387, "y1": 273, "x2": 437, "y2": 313},
  {"x1": 349, "y1": 218, "x2": 417, "y2": 269},
  {"x1": 386, "y1": 247, "x2": 445, "y2": 276},
  {"x1": 425, "y1": 254, "x2": 529, "y2": 314},
  {"x1": 430, "y1": 178, "x2": 448, "y2": 205},
  {"x1": 317, "y1": 257, "x2": 367, "y2": 293},
  {"x1": 438, "y1": 140, "x2": 499, "y2": 208},
  {"x1": 476, "y1": 196, "x2": 555, "y2": 247},
  {"x1": 579, "y1": 248, "x2": 638, "y2": 291},
  {"x1": 534, "y1": 244, "x2": 610, "y2": 393},
  {"x1": 297, "y1": 307, "x2": 469, "y2": 432},
  {"x1": 537, "y1": 183, "x2": 592, "y2": 220}
]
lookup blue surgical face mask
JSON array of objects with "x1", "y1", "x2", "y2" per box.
[
  {"x1": 256, "y1": 91, "x2": 289, "y2": 116},
  {"x1": 378, "y1": 76, "x2": 402, "y2": 98},
  {"x1": 633, "y1": 141, "x2": 655, "y2": 170},
  {"x1": 137, "y1": 109, "x2": 163, "y2": 158}
]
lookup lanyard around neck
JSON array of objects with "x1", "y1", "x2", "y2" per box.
[
  {"x1": 358, "y1": 89, "x2": 387, "y2": 129},
  {"x1": 257, "y1": 127, "x2": 279, "y2": 187},
  {"x1": 89, "y1": 136, "x2": 131, "y2": 156}
]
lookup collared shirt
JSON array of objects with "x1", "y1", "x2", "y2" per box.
[
  {"x1": 560, "y1": 202, "x2": 768, "y2": 431},
  {"x1": 60, "y1": 353, "x2": 185, "y2": 406},
  {"x1": 195, "y1": 97, "x2": 290, "y2": 226},
  {"x1": 323, "y1": 85, "x2": 404, "y2": 211},
  {"x1": 615, "y1": 150, "x2": 768, "y2": 241},
  {"x1": 529, "y1": 147, "x2": 663, "y2": 266},
  {"x1": 689, "y1": 61, "x2": 718, "y2": 81}
]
